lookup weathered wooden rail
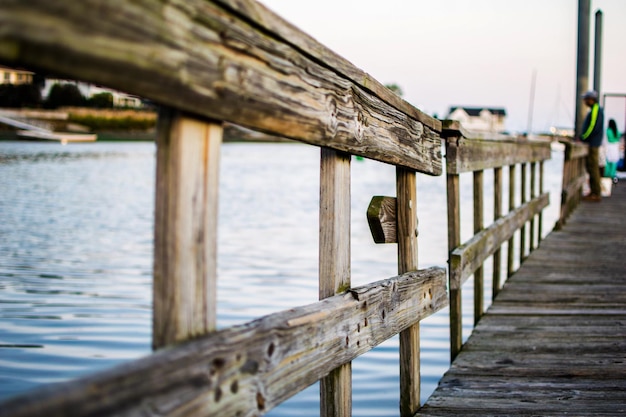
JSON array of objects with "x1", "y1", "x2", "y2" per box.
[
  {"x1": 0, "y1": 1, "x2": 447, "y2": 416},
  {"x1": 0, "y1": 0, "x2": 595, "y2": 415},
  {"x1": 441, "y1": 122, "x2": 552, "y2": 360},
  {"x1": 557, "y1": 139, "x2": 588, "y2": 229}
]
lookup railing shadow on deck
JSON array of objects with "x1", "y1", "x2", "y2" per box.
[{"x1": 0, "y1": 1, "x2": 581, "y2": 416}]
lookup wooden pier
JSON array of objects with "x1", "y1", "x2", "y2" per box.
[
  {"x1": 419, "y1": 182, "x2": 626, "y2": 416},
  {"x1": 0, "y1": 1, "x2": 624, "y2": 416}
]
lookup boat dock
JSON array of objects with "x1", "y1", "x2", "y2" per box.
[
  {"x1": 418, "y1": 183, "x2": 626, "y2": 416},
  {"x1": 0, "y1": 112, "x2": 96, "y2": 143},
  {"x1": 1, "y1": 1, "x2": 625, "y2": 416}
]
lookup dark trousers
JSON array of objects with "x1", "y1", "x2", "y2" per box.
[{"x1": 586, "y1": 145, "x2": 602, "y2": 196}]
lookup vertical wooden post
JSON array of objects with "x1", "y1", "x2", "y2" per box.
[
  {"x1": 473, "y1": 170, "x2": 484, "y2": 325},
  {"x1": 558, "y1": 143, "x2": 571, "y2": 229},
  {"x1": 530, "y1": 162, "x2": 537, "y2": 252},
  {"x1": 520, "y1": 163, "x2": 527, "y2": 264},
  {"x1": 537, "y1": 161, "x2": 543, "y2": 246},
  {"x1": 507, "y1": 165, "x2": 516, "y2": 278},
  {"x1": 447, "y1": 172, "x2": 462, "y2": 360},
  {"x1": 492, "y1": 167, "x2": 503, "y2": 299},
  {"x1": 153, "y1": 108, "x2": 222, "y2": 350},
  {"x1": 319, "y1": 148, "x2": 351, "y2": 417},
  {"x1": 397, "y1": 167, "x2": 419, "y2": 416}
]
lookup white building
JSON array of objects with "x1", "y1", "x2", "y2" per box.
[
  {"x1": 42, "y1": 79, "x2": 143, "y2": 108},
  {"x1": 0, "y1": 65, "x2": 34, "y2": 85},
  {"x1": 447, "y1": 106, "x2": 507, "y2": 136}
]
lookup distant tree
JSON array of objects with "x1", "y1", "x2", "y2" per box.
[
  {"x1": 0, "y1": 83, "x2": 42, "y2": 108},
  {"x1": 45, "y1": 83, "x2": 86, "y2": 108},
  {"x1": 88, "y1": 92, "x2": 114, "y2": 108},
  {"x1": 32, "y1": 73, "x2": 47, "y2": 91},
  {"x1": 385, "y1": 83, "x2": 404, "y2": 97}
]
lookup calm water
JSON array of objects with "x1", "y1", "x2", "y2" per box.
[{"x1": 0, "y1": 140, "x2": 564, "y2": 415}]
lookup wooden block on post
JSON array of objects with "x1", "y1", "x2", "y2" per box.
[
  {"x1": 367, "y1": 196, "x2": 397, "y2": 243},
  {"x1": 153, "y1": 108, "x2": 222, "y2": 350}
]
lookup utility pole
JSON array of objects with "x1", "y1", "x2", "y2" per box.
[
  {"x1": 594, "y1": 10, "x2": 603, "y2": 98},
  {"x1": 574, "y1": 0, "x2": 590, "y2": 138},
  {"x1": 527, "y1": 69, "x2": 537, "y2": 136}
]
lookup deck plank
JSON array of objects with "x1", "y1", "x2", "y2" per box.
[{"x1": 418, "y1": 182, "x2": 626, "y2": 416}]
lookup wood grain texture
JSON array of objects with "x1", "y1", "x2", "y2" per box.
[
  {"x1": 212, "y1": 0, "x2": 440, "y2": 132},
  {"x1": 0, "y1": 268, "x2": 447, "y2": 417},
  {"x1": 446, "y1": 137, "x2": 551, "y2": 174},
  {"x1": 418, "y1": 185, "x2": 626, "y2": 417},
  {"x1": 318, "y1": 148, "x2": 351, "y2": 417},
  {"x1": 319, "y1": 148, "x2": 351, "y2": 298},
  {"x1": 396, "y1": 168, "x2": 420, "y2": 416},
  {"x1": 153, "y1": 109, "x2": 222, "y2": 349},
  {"x1": 0, "y1": 0, "x2": 442, "y2": 174},
  {"x1": 446, "y1": 173, "x2": 462, "y2": 360}
]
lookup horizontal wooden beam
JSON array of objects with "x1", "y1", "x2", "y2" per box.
[
  {"x1": 213, "y1": 0, "x2": 440, "y2": 133},
  {"x1": 446, "y1": 138, "x2": 551, "y2": 174},
  {"x1": 0, "y1": 268, "x2": 447, "y2": 417},
  {"x1": 449, "y1": 193, "x2": 549, "y2": 289},
  {"x1": 0, "y1": 0, "x2": 442, "y2": 174},
  {"x1": 563, "y1": 140, "x2": 588, "y2": 160},
  {"x1": 440, "y1": 119, "x2": 471, "y2": 139}
]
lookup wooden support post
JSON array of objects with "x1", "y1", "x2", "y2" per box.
[
  {"x1": 530, "y1": 162, "x2": 537, "y2": 252},
  {"x1": 319, "y1": 148, "x2": 351, "y2": 417},
  {"x1": 507, "y1": 165, "x2": 516, "y2": 278},
  {"x1": 447, "y1": 172, "x2": 462, "y2": 360},
  {"x1": 537, "y1": 161, "x2": 543, "y2": 246},
  {"x1": 473, "y1": 170, "x2": 484, "y2": 325},
  {"x1": 557, "y1": 143, "x2": 571, "y2": 229},
  {"x1": 396, "y1": 167, "x2": 420, "y2": 417},
  {"x1": 520, "y1": 163, "x2": 527, "y2": 263},
  {"x1": 153, "y1": 108, "x2": 222, "y2": 350},
  {"x1": 492, "y1": 167, "x2": 503, "y2": 299}
]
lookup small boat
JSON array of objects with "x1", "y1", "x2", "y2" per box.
[{"x1": 16, "y1": 129, "x2": 97, "y2": 144}]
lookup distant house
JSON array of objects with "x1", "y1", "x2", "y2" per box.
[
  {"x1": 0, "y1": 65, "x2": 34, "y2": 85},
  {"x1": 42, "y1": 79, "x2": 144, "y2": 108},
  {"x1": 447, "y1": 106, "x2": 507, "y2": 135}
]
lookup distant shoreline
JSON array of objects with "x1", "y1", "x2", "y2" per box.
[{"x1": 0, "y1": 107, "x2": 295, "y2": 143}]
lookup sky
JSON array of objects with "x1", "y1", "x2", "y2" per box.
[{"x1": 259, "y1": 0, "x2": 626, "y2": 134}]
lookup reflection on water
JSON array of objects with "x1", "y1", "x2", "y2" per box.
[
  {"x1": 0, "y1": 141, "x2": 154, "y2": 399},
  {"x1": 0, "y1": 140, "x2": 564, "y2": 416}
]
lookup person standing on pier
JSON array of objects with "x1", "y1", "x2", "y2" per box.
[
  {"x1": 579, "y1": 90, "x2": 605, "y2": 202},
  {"x1": 604, "y1": 118, "x2": 620, "y2": 181}
]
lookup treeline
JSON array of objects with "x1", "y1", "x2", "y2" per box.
[{"x1": 0, "y1": 82, "x2": 118, "y2": 109}]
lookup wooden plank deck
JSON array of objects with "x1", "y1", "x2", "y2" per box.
[{"x1": 418, "y1": 181, "x2": 626, "y2": 416}]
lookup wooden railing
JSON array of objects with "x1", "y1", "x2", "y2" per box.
[
  {"x1": 0, "y1": 1, "x2": 447, "y2": 416},
  {"x1": 0, "y1": 0, "x2": 585, "y2": 414},
  {"x1": 557, "y1": 139, "x2": 588, "y2": 229},
  {"x1": 442, "y1": 122, "x2": 552, "y2": 360}
]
